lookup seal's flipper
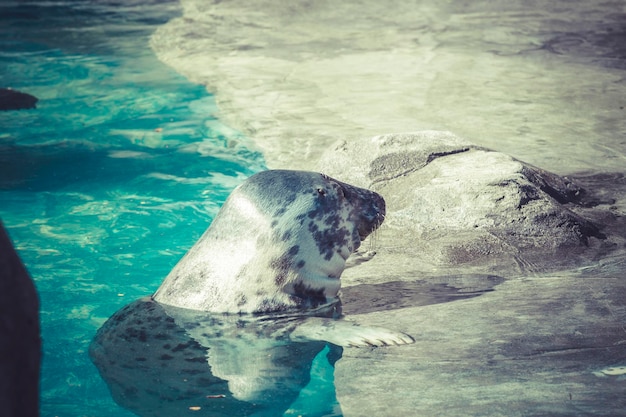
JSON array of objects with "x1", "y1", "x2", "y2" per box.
[
  {"x1": 289, "y1": 318, "x2": 415, "y2": 348},
  {"x1": 344, "y1": 249, "x2": 378, "y2": 269}
]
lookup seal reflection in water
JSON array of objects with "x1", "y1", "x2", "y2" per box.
[{"x1": 90, "y1": 170, "x2": 414, "y2": 417}]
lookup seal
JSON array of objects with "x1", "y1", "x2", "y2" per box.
[
  {"x1": 91, "y1": 170, "x2": 414, "y2": 416},
  {"x1": 153, "y1": 169, "x2": 386, "y2": 314}
]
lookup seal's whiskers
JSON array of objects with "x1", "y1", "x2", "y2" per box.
[{"x1": 367, "y1": 212, "x2": 385, "y2": 253}]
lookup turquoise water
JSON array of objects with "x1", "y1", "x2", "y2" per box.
[{"x1": 0, "y1": 2, "x2": 309, "y2": 415}]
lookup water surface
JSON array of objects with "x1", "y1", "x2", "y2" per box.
[
  {"x1": 2, "y1": 1, "x2": 626, "y2": 416},
  {"x1": 1, "y1": 1, "x2": 264, "y2": 415}
]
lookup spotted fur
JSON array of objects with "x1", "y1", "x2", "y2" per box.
[
  {"x1": 91, "y1": 172, "x2": 415, "y2": 416},
  {"x1": 153, "y1": 170, "x2": 385, "y2": 314}
]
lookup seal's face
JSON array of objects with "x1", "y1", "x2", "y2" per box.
[
  {"x1": 153, "y1": 170, "x2": 385, "y2": 313},
  {"x1": 243, "y1": 170, "x2": 385, "y2": 259},
  {"x1": 246, "y1": 171, "x2": 385, "y2": 309}
]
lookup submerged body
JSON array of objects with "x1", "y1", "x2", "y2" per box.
[{"x1": 92, "y1": 170, "x2": 413, "y2": 416}]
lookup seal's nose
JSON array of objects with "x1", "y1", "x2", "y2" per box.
[
  {"x1": 337, "y1": 180, "x2": 386, "y2": 238},
  {"x1": 360, "y1": 191, "x2": 385, "y2": 238},
  {"x1": 371, "y1": 192, "x2": 386, "y2": 222}
]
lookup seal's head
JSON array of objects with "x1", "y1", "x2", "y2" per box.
[{"x1": 153, "y1": 170, "x2": 385, "y2": 313}]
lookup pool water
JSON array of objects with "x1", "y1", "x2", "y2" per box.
[{"x1": 0, "y1": 2, "x2": 340, "y2": 416}]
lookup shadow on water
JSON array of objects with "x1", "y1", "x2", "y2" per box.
[
  {"x1": 0, "y1": 141, "x2": 241, "y2": 192},
  {"x1": 0, "y1": 0, "x2": 180, "y2": 55},
  {"x1": 90, "y1": 274, "x2": 503, "y2": 417},
  {"x1": 341, "y1": 274, "x2": 505, "y2": 315}
]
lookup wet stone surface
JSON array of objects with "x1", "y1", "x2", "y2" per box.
[
  {"x1": 335, "y1": 273, "x2": 626, "y2": 417},
  {"x1": 321, "y1": 132, "x2": 626, "y2": 416},
  {"x1": 147, "y1": 0, "x2": 626, "y2": 415}
]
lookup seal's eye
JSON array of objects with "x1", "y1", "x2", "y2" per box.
[{"x1": 316, "y1": 188, "x2": 326, "y2": 197}]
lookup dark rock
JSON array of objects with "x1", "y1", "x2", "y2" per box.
[
  {"x1": 0, "y1": 222, "x2": 40, "y2": 417},
  {"x1": 0, "y1": 88, "x2": 38, "y2": 111}
]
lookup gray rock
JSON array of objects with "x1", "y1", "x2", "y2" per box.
[
  {"x1": 318, "y1": 131, "x2": 621, "y2": 276},
  {"x1": 334, "y1": 273, "x2": 626, "y2": 417},
  {"x1": 315, "y1": 132, "x2": 626, "y2": 416},
  {"x1": 0, "y1": 222, "x2": 40, "y2": 417}
]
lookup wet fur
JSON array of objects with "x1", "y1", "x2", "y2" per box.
[{"x1": 153, "y1": 170, "x2": 385, "y2": 313}]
